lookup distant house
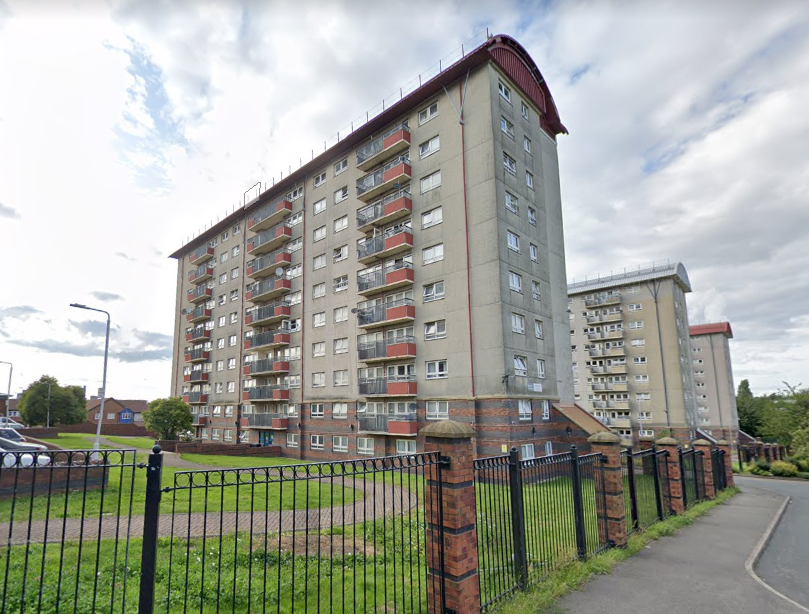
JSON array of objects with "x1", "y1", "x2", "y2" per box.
[{"x1": 58, "y1": 398, "x2": 154, "y2": 437}]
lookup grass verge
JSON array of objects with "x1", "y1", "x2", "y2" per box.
[
  {"x1": 39, "y1": 433, "x2": 114, "y2": 450},
  {"x1": 490, "y1": 486, "x2": 740, "y2": 614},
  {"x1": 105, "y1": 436, "x2": 157, "y2": 450}
]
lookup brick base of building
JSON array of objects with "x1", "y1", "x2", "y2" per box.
[
  {"x1": 171, "y1": 442, "x2": 282, "y2": 457},
  {"x1": 60, "y1": 422, "x2": 156, "y2": 437}
]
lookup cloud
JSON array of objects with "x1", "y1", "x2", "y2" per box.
[
  {"x1": 115, "y1": 251, "x2": 136, "y2": 261},
  {"x1": 0, "y1": 305, "x2": 41, "y2": 319},
  {"x1": 89, "y1": 291, "x2": 124, "y2": 302},
  {"x1": 9, "y1": 338, "x2": 103, "y2": 358},
  {"x1": 69, "y1": 319, "x2": 113, "y2": 338},
  {"x1": 114, "y1": 348, "x2": 172, "y2": 363},
  {"x1": 0, "y1": 202, "x2": 20, "y2": 219}
]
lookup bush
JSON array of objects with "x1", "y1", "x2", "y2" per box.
[
  {"x1": 797, "y1": 472, "x2": 809, "y2": 480},
  {"x1": 770, "y1": 461, "x2": 798, "y2": 477},
  {"x1": 754, "y1": 458, "x2": 771, "y2": 472},
  {"x1": 794, "y1": 458, "x2": 809, "y2": 473},
  {"x1": 749, "y1": 465, "x2": 772, "y2": 476}
]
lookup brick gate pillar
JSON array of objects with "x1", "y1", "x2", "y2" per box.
[
  {"x1": 656, "y1": 437, "x2": 684, "y2": 514},
  {"x1": 422, "y1": 420, "x2": 480, "y2": 614},
  {"x1": 588, "y1": 431, "x2": 628, "y2": 547},
  {"x1": 715, "y1": 440, "x2": 735, "y2": 488},
  {"x1": 692, "y1": 439, "x2": 715, "y2": 499}
]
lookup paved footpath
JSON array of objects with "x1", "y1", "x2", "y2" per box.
[{"x1": 555, "y1": 485, "x2": 807, "y2": 614}]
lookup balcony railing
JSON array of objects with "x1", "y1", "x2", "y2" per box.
[
  {"x1": 245, "y1": 329, "x2": 290, "y2": 350},
  {"x1": 186, "y1": 306, "x2": 212, "y2": 323},
  {"x1": 187, "y1": 286, "x2": 212, "y2": 304},
  {"x1": 358, "y1": 376, "x2": 417, "y2": 396},
  {"x1": 356, "y1": 154, "x2": 411, "y2": 202},
  {"x1": 357, "y1": 336, "x2": 416, "y2": 362},
  {"x1": 241, "y1": 413, "x2": 288, "y2": 429},
  {"x1": 185, "y1": 349, "x2": 210, "y2": 363},
  {"x1": 584, "y1": 294, "x2": 622, "y2": 308},
  {"x1": 244, "y1": 359, "x2": 290, "y2": 376},
  {"x1": 184, "y1": 371, "x2": 208, "y2": 383},
  {"x1": 357, "y1": 298, "x2": 415, "y2": 327},
  {"x1": 185, "y1": 327, "x2": 211, "y2": 342},
  {"x1": 248, "y1": 199, "x2": 292, "y2": 232},
  {"x1": 356, "y1": 123, "x2": 410, "y2": 170},
  {"x1": 357, "y1": 413, "x2": 417, "y2": 433},
  {"x1": 246, "y1": 385, "x2": 290, "y2": 402},
  {"x1": 357, "y1": 261, "x2": 414, "y2": 295},
  {"x1": 189, "y1": 245, "x2": 214, "y2": 264},
  {"x1": 247, "y1": 222, "x2": 292, "y2": 256},
  {"x1": 246, "y1": 248, "x2": 292, "y2": 279},
  {"x1": 356, "y1": 190, "x2": 412, "y2": 229},
  {"x1": 357, "y1": 227, "x2": 413, "y2": 263},
  {"x1": 245, "y1": 301, "x2": 291, "y2": 326},
  {"x1": 246, "y1": 276, "x2": 291, "y2": 302},
  {"x1": 184, "y1": 392, "x2": 208, "y2": 404},
  {"x1": 188, "y1": 265, "x2": 214, "y2": 283}
]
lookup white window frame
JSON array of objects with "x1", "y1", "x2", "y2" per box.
[
  {"x1": 503, "y1": 152, "x2": 517, "y2": 175},
  {"x1": 334, "y1": 158, "x2": 348, "y2": 176},
  {"x1": 333, "y1": 216, "x2": 348, "y2": 233},
  {"x1": 498, "y1": 81, "x2": 511, "y2": 103},
  {"x1": 509, "y1": 272, "x2": 522, "y2": 293},
  {"x1": 500, "y1": 115, "x2": 515, "y2": 139},
  {"x1": 507, "y1": 230, "x2": 520, "y2": 252},
  {"x1": 419, "y1": 135, "x2": 440, "y2": 159},
  {"x1": 423, "y1": 281, "x2": 445, "y2": 302},
  {"x1": 426, "y1": 360, "x2": 448, "y2": 380},
  {"x1": 286, "y1": 433, "x2": 299, "y2": 448},
  {"x1": 357, "y1": 437, "x2": 374, "y2": 455},
  {"x1": 312, "y1": 373, "x2": 326, "y2": 388},
  {"x1": 422, "y1": 243, "x2": 444, "y2": 265},
  {"x1": 421, "y1": 170, "x2": 442, "y2": 193},
  {"x1": 313, "y1": 198, "x2": 326, "y2": 215},
  {"x1": 511, "y1": 313, "x2": 525, "y2": 334},
  {"x1": 537, "y1": 359, "x2": 546, "y2": 379},
  {"x1": 518, "y1": 399, "x2": 532, "y2": 421},
  {"x1": 332, "y1": 436, "x2": 348, "y2": 453},
  {"x1": 313, "y1": 283, "x2": 326, "y2": 299},
  {"x1": 426, "y1": 400, "x2": 449, "y2": 420},
  {"x1": 421, "y1": 207, "x2": 443, "y2": 229},
  {"x1": 418, "y1": 102, "x2": 438, "y2": 125},
  {"x1": 513, "y1": 355, "x2": 528, "y2": 377},
  {"x1": 310, "y1": 435, "x2": 324, "y2": 450},
  {"x1": 424, "y1": 320, "x2": 446, "y2": 340}
]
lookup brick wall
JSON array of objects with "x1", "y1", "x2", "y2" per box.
[
  {"x1": 173, "y1": 442, "x2": 281, "y2": 457},
  {"x1": 19, "y1": 427, "x2": 59, "y2": 440},
  {"x1": 59, "y1": 423, "x2": 156, "y2": 437},
  {"x1": 0, "y1": 465, "x2": 107, "y2": 498}
]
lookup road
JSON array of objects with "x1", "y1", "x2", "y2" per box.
[{"x1": 737, "y1": 476, "x2": 809, "y2": 609}]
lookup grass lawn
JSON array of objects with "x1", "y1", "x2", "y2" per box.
[
  {"x1": 179, "y1": 453, "x2": 304, "y2": 468},
  {"x1": 38, "y1": 433, "x2": 115, "y2": 450},
  {"x1": 105, "y1": 436, "x2": 157, "y2": 450}
]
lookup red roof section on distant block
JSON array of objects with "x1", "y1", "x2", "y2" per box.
[{"x1": 690, "y1": 322, "x2": 733, "y2": 338}]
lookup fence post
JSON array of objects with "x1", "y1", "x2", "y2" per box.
[
  {"x1": 715, "y1": 440, "x2": 735, "y2": 488},
  {"x1": 569, "y1": 446, "x2": 589, "y2": 558},
  {"x1": 650, "y1": 444, "x2": 665, "y2": 520},
  {"x1": 693, "y1": 440, "x2": 715, "y2": 499},
  {"x1": 421, "y1": 420, "x2": 481, "y2": 614},
  {"x1": 737, "y1": 444, "x2": 744, "y2": 472},
  {"x1": 656, "y1": 437, "x2": 684, "y2": 515},
  {"x1": 138, "y1": 445, "x2": 163, "y2": 614},
  {"x1": 508, "y1": 447, "x2": 528, "y2": 589},
  {"x1": 587, "y1": 432, "x2": 627, "y2": 547},
  {"x1": 625, "y1": 451, "x2": 639, "y2": 532}
]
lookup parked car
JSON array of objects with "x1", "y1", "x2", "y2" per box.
[
  {"x1": 0, "y1": 418, "x2": 25, "y2": 429},
  {"x1": 0, "y1": 428, "x2": 25, "y2": 443},
  {"x1": 0, "y1": 447, "x2": 51, "y2": 467},
  {"x1": 0, "y1": 436, "x2": 47, "y2": 452}
]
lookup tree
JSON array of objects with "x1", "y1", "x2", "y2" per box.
[
  {"x1": 18, "y1": 375, "x2": 87, "y2": 426},
  {"x1": 736, "y1": 379, "x2": 764, "y2": 436},
  {"x1": 143, "y1": 397, "x2": 192, "y2": 441}
]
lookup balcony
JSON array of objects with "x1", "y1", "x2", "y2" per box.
[
  {"x1": 248, "y1": 199, "x2": 293, "y2": 232},
  {"x1": 586, "y1": 329, "x2": 624, "y2": 341},
  {"x1": 588, "y1": 346, "x2": 626, "y2": 358},
  {"x1": 244, "y1": 386, "x2": 290, "y2": 403},
  {"x1": 357, "y1": 299, "x2": 415, "y2": 329},
  {"x1": 240, "y1": 413, "x2": 289, "y2": 430},
  {"x1": 610, "y1": 416, "x2": 632, "y2": 429},
  {"x1": 192, "y1": 415, "x2": 208, "y2": 426},
  {"x1": 585, "y1": 311, "x2": 622, "y2": 324},
  {"x1": 357, "y1": 413, "x2": 418, "y2": 436},
  {"x1": 184, "y1": 371, "x2": 209, "y2": 384},
  {"x1": 184, "y1": 349, "x2": 210, "y2": 363},
  {"x1": 245, "y1": 302, "x2": 291, "y2": 327},
  {"x1": 183, "y1": 392, "x2": 208, "y2": 405},
  {"x1": 189, "y1": 245, "x2": 214, "y2": 265},
  {"x1": 357, "y1": 263, "x2": 414, "y2": 297},
  {"x1": 246, "y1": 276, "x2": 292, "y2": 302},
  {"x1": 188, "y1": 265, "x2": 214, "y2": 283},
  {"x1": 356, "y1": 123, "x2": 411, "y2": 171},
  {"x1": 243, "y1": 359, "x2": 290, "y2": 377},
  {"x1": 606, "y1": 363, "x2": 628, "y2": 375},
  {"x1": 187, "y1": 286, "x2": 213, "y2": 304},
  {"x1": 607, "y1": 400, "x2": 631, "y2": 410},
  {"x1": 246, "y1": 249, "x2": 292, "y2": 279},
  {"x1": 245, "y1": 329, "x2": 291, "y2": 351},
  {"x1": 356, "y1": 190, "x2": 412, "y2": 231},
  {"x1": 357, "y1": 337, "x2": 417, "y2": 363},
  {"x1": 185, "y1": 327, "x2": 211, "y2": 343},
  {"x1": 247, "y1": 222, "x2": 292, "y2": 256},
  {"x1": 358, "y1": 377, "x2": 417, "y2": 397},
  {"x1": 356, "y1": 155, "x2": 411, "y2": 202},
  {"x1": 186, "y1": 306, "x2": 212, "y2": 324},
  {"x1": 590, "y1": 382, "x2": 629, "y2": 393},
  {"x1": 584, "y1": 294, "x2": 621, "y2": 308},
  {"x1": 356, "y1": 229, "x2": 413, "y2": 264}
]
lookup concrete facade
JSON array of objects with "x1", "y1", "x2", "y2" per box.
[
  {"x1": 689, "y1": 322, "x2": 739, "y2": 442},
  {"x1": 168, "y1": 35, "x2": 577, "y2": 460},
  {"x1": 568, "y1": 263, "x2": 699, "y2": 446}
]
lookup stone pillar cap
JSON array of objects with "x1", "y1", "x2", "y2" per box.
[
  {"x1": 420, "y1": 419, "x2": 476, "y2": 439},
  {"x1": 692, "y1": 439, "x2": 712, "y2": 446},
  {"x1": 587, "y1": 431, "x2": 621, "y2": 444},
  {"x1": 655, "y1": 437, "x2": 679, "y2": 445},
  {"x1": 715, "y1": 439, "x2": 729, "y2": 445}
]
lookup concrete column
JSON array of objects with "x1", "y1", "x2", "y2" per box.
[
  {"x1": 715, "y1": 440, "x2": 735, "y2": 488},
  {"x1": 693, "y1": 439, "x2": 715, "y2": 499},
  {"x1": 656, "y1": 437, "x2": 684, "y2": 514},
  {"x1": 422, "y1": 420, "x2": 480, "y2": 614},
  {"x1": 588, "y1": 431, "x2": 628, "y2": 547}
]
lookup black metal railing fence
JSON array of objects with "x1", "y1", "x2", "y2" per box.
[{"x1": 621, "y1": 447, "x2": 668, "y2": 533}]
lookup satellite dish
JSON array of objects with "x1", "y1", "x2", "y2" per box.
[
  {"x1": 408, "y1": 403, "x2": 417, "y2": 411},
  {"x1": 350, "y1": 308, "x2": 358, "y2": 314},
  {"x1": 275, "y1": 267, "x2": 285, "y2": 277}
]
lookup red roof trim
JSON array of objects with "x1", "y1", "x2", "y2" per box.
[{"x1": 689, "y1": 322, "x2": 733, "y2": 338}]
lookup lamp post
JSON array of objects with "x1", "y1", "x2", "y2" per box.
[
  {"x1": 0, "y1": 361, "x2": 11, "y2": 418},
  {"x1": 69, "y1": 303, "x2": 111, "y2": 453}
]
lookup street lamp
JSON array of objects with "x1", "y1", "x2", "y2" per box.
[
  {"x1": 0, "y1": 361, "x2": 11, "y2": 418},
  {"x1": 69, "y1": 303, "x2": 111, "y2": 453}
]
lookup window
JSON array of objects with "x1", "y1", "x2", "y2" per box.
[
  {"x1": 288, "y1": 374, "x2": 301, "y2": 388},
  {"x1": 511, "y1": 313, "x2": 525, "y2": 334},
  {"x1": 332, "y1": 436, "x2": 348, "y2": 453},
  {"x1": 232, "y1": 245, "x2": 240, "y2": 257},
  {"x1": 217, "y1": 337, "x2": 225, "y2": 349},
  {"x1": 334, "y1": 306, "x2": 348, "y2": 322},
  {"x1": 498, "y1": 81, "x2": 511, "y2": 102},
  {"x1": 228, "y1": 334, "x2": 237, "y2": 347},
  {"x1": 310, "y1": 435, "x2": 325, "y2": 450},
  {"x1": 503, "y1": 152, "x2": 517, "y2": 175},
  {"x1": 227, "y1": 358, "x2": 236, "y2": 370},
  {"x1": 500, "y1": 115, "x2": 515, "y2": 138},
  {"x1": 421, "y1": 170, "x2": 442, "y2": 193},
  {"x1": 422, "y1": 207, "x2": 443, "y2": 229},
  {"x1": 230, "y1": 289, "x2": 239, "y2": 301},
  {"x1": 534, "y1": 320, "x2": 543, "y2": 339},
  {"x1": 419, "y1": 135, "x2": 440, "y2": 158},
  {"x1": 313, "y1": 312, "x2": 326, "y2": 327},
  {"x1": 334, "y1": 186, "x2": 348, "y2": 204},
  {"x1": 422, "y1": 243, "x2": 444, "y2": 265},
  {"x1": 636, "y1": 393, "x2": 651, "y2": 401},
  {"x1": 309, "y1": 403, "x2": 325, "y2": 418},
  {"x1": 226, "y1": 381, "x2": 235, "y2": 393},
  {"x1": 537, "y1": 359, "x2": 546, "y2": 379},
  {"x1": 287, "y1": 186, "x2": 303, "y2": 201},
  {"x1": 639, "y1": 429, "x2": 655, "y2": 438},
  {"x1": 423, "y1": 281, "x2": 445, "y2": 302},
  {"x1": 332, "y1": 403, "x2": 348, "y2": 418},
  {"x1": 635, "y1": 374, "x2": 649, "y2": 383},
  {"x1": 520, "y1": 444, "x2": 535, "y2": 460},
  {"x1": 507, "y1": 230, "x2": 520, "y2": 252},
  {"x1": 509, "y1": 272, "x2": 522, "y2": 292},
  {"x1": 524, "y1": 136, "x2": 532, "y2": 153},
  {"x1": 312, "y1": 342, "x2": 325, "y2": 357},
  {"x1": 425, "y1": 320, "x2": 446, "y2": 340},
  {"x1": 334, "y1": 158, "x2": 347, "y2": 176},
  {"x1": 541, "y1": 400, "x2": 551, "y2": 420},
  {"x1": 628, "y1": 303, "x2": 642, "y2": 311},
  {"x1": 313, "y1": 283, "x2": 326, "y2": 299},
  {"x1": 312, "y1": 373, "x2": 325, "y2": 388},
  {"x1": 334, "y1": 216, "x2": 348, "y2": 233},
  {"x1": 216, "y1": 360, "x2": 224, "y2": 371},
  {"x1": 288, "y1": 290, "x2": 302, "y2": 305},
  {"x1": 288, "y1": 237, "x2": 303, "y2": 252},
  {"x1": 638, "y1": 411, "x2": 652, "y2": 420},
  {"x1": 531, "y1": 281, "x2": 541, "y2": 300},
  {"x1": 526, "y1": 171, "x2": 534, "y2": 189},
  {"x1": 286, "y1": 433, "x2": 299, "y2": 448},
  {"x1": 333, "y1": 245, "x2": 348, "y2": 262},
  {"x1": 528, "y1": 207, "x2": 536, "y2": 226},
  {"x1": 519, "y1": 399, "x2": 532, "y2": 421},
  {"x1": 230, "y1": 312, "x2": 238, "y2": 324},
  {"x1": 333, "y1": 338, "x2": 348, "y2": 354},
  {"x1": 629, "y1": 321, "x2": 644, "y2": 330},
  {"x1": 211, "y1": 428, "x2": 220, "y2": 441},
  {"x1": 313, "y1": 198, "x2": 326, "y2": 215},
  {"x1": 218, "y1": 294, "x2": 226, "y2": 306},
  {"x1": 287, "y1": 211, "x2": 303, "y2": 227},
  {"x1": 633, "y1": 357, "x2": 648, "y2": 365},
  {"x1": 358, "y1": 437, "x2": 374, "y2": 455},
  {"x1": 225, "y1": 405, "x2": 234, "y2": 417},
  {"x1": 513, "y1": 355, "x2": 528, "y2": 376},
  {"x1": 219, "y1": 272, "x2": 227, "y2": 285},
  {"x1": 314, "y1": 226, "x2": 326, "y2": 242},
  {"x1": 218, "y1": 315, "x2": 226, "y2": 327},
  {"x1": 215, "y1": 382, "x2": 223, "y2": 393},
  {"x1": 521, "y1": 101, "x2": 529, "y2": 119},
  {"x1": 333, "y1": 370, "x2": 349, "y2": 386},
  {"x1": 334, "y1": 275, "x2": 348, "y2": 292},
  {"x1": 427, "y1": 401, "x2": 449, "y2": 420},
  {"x1": 418, "y1": 101, "x2": 438, "y2": 124},
  {"x1": 313, "y1": 254, "x2": 326, "y2": 270},
  {"x1": 220, "y1": 251, "x2": 228, "y2": 263},
  {"x1": 426, "y1": 360, "x2": 448, "y2": 379},
  {"x1": 231, "y1": 267, "x2": 239, "y2": 279},
  {"x1": 314, "y1": 171, "x2": 326, "y2": 188},
  {"x1": 529, "y1": 243, "x2": 538, "y2": 262},
  {"x1": 631, "y1": 338, "x2": 646, "y2": 347},
  {"x1": 396, "y1": 440, "x2": 416, "y2": 455},
  {"x1": 505, "y1": 191, "x2": 519, "y2": 213}
]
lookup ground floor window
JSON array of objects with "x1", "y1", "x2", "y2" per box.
[{"x1": 396, "y1": 439, "x2": 416, "y2": 455}]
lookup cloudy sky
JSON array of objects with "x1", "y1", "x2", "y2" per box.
[{"x1": 1, "y1": 0, "x2": 807, "y2": 402}]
